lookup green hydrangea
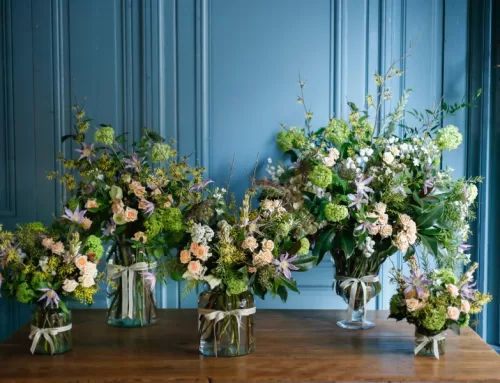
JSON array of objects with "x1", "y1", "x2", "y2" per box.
[
  {"x1": 16, "y1": 282, "x2": 36, "y2": 304},
  {"x1": 160, "y1": 207, "x2": 183, "y2": 232},
  {"x1": 226, "y1": 277, "x2": 248, "y2": 295},
  {"x1": 144, "y1": 213, "x2": 163, "y2": 239},
  {"x1": 324, "y1": 203, "x2": 348, "y2": 222},
  {"x1": 30, "y1": 271, "x2": 48, "y2": 289},
  {"x1": 435, "y1": 125, "x2": 462, "y2": 150},
  {"x1": 66, "y1": 197, "x2": 79, "y2": 211},
  {"x1": 276, "y1": 127, "x2": 307, "y2": 152},
  {"x1": 325, "y1": 118, "x2": 350, "y2": 145},
  {"x1": 309, "y1": 165, "x2": 333, "y2": 188},
  {"x1": 297, "y1": 237, "x2": 310, "y2": 255},
  {"x1": 432, "y1": 268, "x2": 458, "y2": 285},
  {"x1": 94, "y1": 126, "x2": 115, "y2": 145},
  {"x1": 151, "y1": 143, "x2": 172, "y2": 163},
  {"x1": 421, "y1": 306, "x2": 447, "y2": 331},
  {"x1": 389, "y1": 294, "x2": 405, "y2": 317},
  {"x1": 85, "y1": 235, "x2": 104, "y2": 260}
]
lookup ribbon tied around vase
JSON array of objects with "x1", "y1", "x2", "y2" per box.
[
  {"x1": 107, "y1": 261, "x2": 157, "y2": 319},
  {"x1": 414, "y1": 331, "x2": 447, "y2": 359},
  {"x1": 336, "y1": 274, "x2": 380, "y2": 323},
  {"x1": 29, "y1": 323, "x2": 72, "y2": 355},
  {"x1": 198, "y1": 307, "x2": 256, "y2": 357}
]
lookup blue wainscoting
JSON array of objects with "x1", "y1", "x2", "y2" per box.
[{"x1": 0, "y1": 0, "x2": 497, "y2": 343}]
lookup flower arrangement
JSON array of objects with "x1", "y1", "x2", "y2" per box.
[
  {"x1": 389, "y1": 257, "x2": 491, "y2": 358},
  {"x1": 50, "y1": 105, "x2": 207, "y2": 326},
  {"x1": 167, "y1": 183, "x2": 317, "y2": 356},
  {"x1": 0, "y1": 222, "x2": 103, "y2": 354},
  {"x1": 260, "y1": 66, "x2": 481, "y2": 328}
]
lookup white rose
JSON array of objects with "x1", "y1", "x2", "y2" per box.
[
  {"x1": 242, "y1": 237, "x2": 258, "y2": 252},
  {"x1": 322, "y1": 156, "x2": 336, "y2": 167},
  {"x1": 383, "y1": 152, "x2": 395, "y2": 164},
  {"x1": 79, "y1": 274, "x2": 95, "y2": 288},
  {"x1": 406, "y1": 298, "x2": 422, "y2": 312},
  {"x1": 399, "y1": 214, "x2": 413, "y2": 228},
  {"x1": 461, "y1": 300, "x2": 471, "y2": 314},
  {"x1": 378, "y1": 213, "x2": 389, "y2": 225},
  {"x1": 261, "y1": 239, "x2": 275, "y2": 251},
  {"x1": 367, "y1": 224, "x2": 380, "y2": 236},
  {"x1": 62, "y1": 279, "x2": 78, "y2": 293},
  {"x1": 379, "y1": 224, "x2": 393, "y2": 239},
  {"x1": 394, "y1": 231, "x2": 409, "y2": 252},
  {"x1": 407, "y1": 232, "x2": 417, "y2": 245},
  {"x1": 328, "y1": 148, "x2": 340, "y2": 161},
  {"x1": 447, "y1": 306, "x2": 460, "y2": 321},
  {"x1": 83, "y1": 262, "x2": 98, "y2": 278},
  {"x1": 446, "y1": 284, "x2": 460, "y2": 298},
  {"x1": 373, "y1": 202, "x2": 387, "y2": 215}
]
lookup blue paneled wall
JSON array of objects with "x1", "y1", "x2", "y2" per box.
[{"x1": 1, "y1": 0, "x2": 496, "y2": 342}]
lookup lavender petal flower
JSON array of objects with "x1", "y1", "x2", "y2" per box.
[
  {"x1": 272, "y1": 253, "x2": 299, "y2": 280},
  {"x1": 355, "y1": 175, "x2": 374, "y2": 197},
  {"x1": 102, "y1": 220, "x2": 116, "y2": 236},
  {"x1": 348, "y1": 192, "x2": 368, "y2": 210},
  {"x1": 461, "y1": 281, "x2": 477, "y2": 301},
  {"x1": 403, "y1": 269, "x2": 431, "y2": 298},
  {"x1": 75, "y1": 143, "x2": 95, "y2": 164},
  {"x1": 423, "y1": 177, "x2": 435, "y2": 195},
  {"x1": 123, "y1": 152, "x2": 145, "y2": 173},
  {"x1": 38, "y1": 288, "x2": 60, "y2": 308},
  {"x1": 189, "y1": 179, "x2": 214, "y2": 192},
  {"x1": 139, "y1": 199, "x2": 155, "y2": 217},
  {"x1": 62, "y1": 207, "x2": 87, "y2": 224}
]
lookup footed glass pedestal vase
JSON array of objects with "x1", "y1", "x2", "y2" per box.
[
  {"x1": 107, "y1": 243, "x2": 157, "y2": 328},
  {"x1": 30, "y1": 303, "x2": 72, "y2": 355},
  {"x1": 198, "y1": 289, "x2": 256, "y2": 357}
]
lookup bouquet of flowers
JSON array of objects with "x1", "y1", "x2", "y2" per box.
[
  {"x1": 168, "y1": 186, "x2": 317, "y2": 356},
  {"x1": 263, "y1": 69, "x2": 481, "y2": 329},
  {"x1": 389, "y1": 257, "x2": 491, "y2": 358},
  {"x1": 51, "y1": 105, "x2": 207, "y2": 327},
  {"x1": 0, "y1": 223, "x2": 104, "y2": 354}
]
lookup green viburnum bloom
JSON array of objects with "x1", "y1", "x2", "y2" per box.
[
  {"x1": 324, "y1": 203, "x2": 348, "y2": 222},
  {"x1": 432, "y1": 268, "x2": 458, "y2": 285},
  {"x1": 421, "y1": 306, "x2": 447, "y2": 332},
  {"x1": 85, "y1": 235, "x2": 104, "y2": 260},
  {"x1": 309, "y1": 165, "x2": 333, "y2": 188},
  {"x1": 276, "y1": 127, "x2": 308, "y2": 152},
  {"x1": 435, "y1": 125, "x2": 462, "y2": 150},
  {"x1": 226, "y1": 277, "x2": 248, "y2": 295},
  {"x1": 151, "y1": 143, "x2": 172, "y2": 163},
  {"x1": 325, "y1": 118, "x2": 350, "y2": 145},
  {"x1": 353, "y1": 120, "x2": 374, "y2": 141},
  {"x1": 144, "y1": 213, "x2": 163, "y2": 240},
  {"x1": 160, "y1": 207, "x2": 183, "y2": 232},
  {"x1": 16, "y1": 282, "x2": 36, "y2": 304},
  {"x1": 94, "y1": 126, "x2": 115, "y2": 145},
  {"x1": 297, "y1": 237, "x2": 310, "y2": 255}
]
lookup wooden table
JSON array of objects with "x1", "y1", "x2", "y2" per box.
[{"x1": 1, "y1": 309, "x2": 499, "y2": 383}]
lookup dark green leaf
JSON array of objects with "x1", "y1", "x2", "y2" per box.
[
  {"x1": 276, "y1": 285, "x2": 288, "y2": 302},
  {"x1": 170, "y1": 271, "x2": 185, "y2": 282},
  {"x1": 419, "y1": 234, "x2": 439, "y2": 257},
  {"x1": 313, "y1": 229, "x2": 335, "y2": 265},
  {"x1": 293, "y1": 255, "x2": 319, "y2": 271},
  {"x1": 334, "y1": 231, "x2": 354, "y2": 258},
  {"x1": 279, "y1": 277, "x2": 299, "y2": 293},
  {"x1": 61, "y1": 134, "x2": 76, "y2": 143},
  {"x1": 416, "y1": 203, "x2": 444, "y2": 229}
]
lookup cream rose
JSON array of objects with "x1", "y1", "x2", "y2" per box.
[
  {"x1": 262, "y1": 250, "x2": 274, "y2": 264},
  {"x1": 382, "y1": 152, "x2": 395, "y2": 164},
  {"x1": 81, "y1": 218, "x2": 92, "y2": 230},
  {"x1": 83, "y1": 262, "x2": 98, "y2": 278},
  {"x1": 322, "y1": 156, "x2": 336, "y2": 167},
  {"x1": 85, "y1": 199, "x2": 99, "y2": 209},
  {"x1": 51, "y1": 241, "x2": 65, "y2": 255},
  {"x1": 180, "y1": 250, "x2": 191, "y2": 264},
  {"x1": 261, "y1": 239, "x2": 275, "y2": 251},
  {"x1": 446, "y1": 284, "x2": 459, "y2": 298},
  {"x1": 407, "y1": 232, "x2": 417, "y2": 245},
  {"x1": 151, "y1": 188, "x2": 161, "y2": 196},
  {"x1": 79, "y1": 274, "x2": 95, "y2": 288},
  {"x1": 124, "y1": 207, "x2": 138, "y2": 223},
  {"x1": 242, "y1": 236, "x2": 258, "y2": 251},
  {"x1": 399, "y1": 214, "x2": 413, "y2": 228},
  {"x1": 112, "y1": 199, "x2": 124, "y2": 214},
  {"x1": 461, "y1": 300, "x2": 471, "y2": 314},
  {"x1": 378, "y1": 213, "x2": 389, "y2": 225},
  {"x1": 406, "y1": 298, "x2": 422, "y2": 312},
  {"x1": 42, "y1": 237, "x2": 54, "y2": 249},
  {"x1": 373, "y1": 202, "x2": 387, "y2": 215},
  {"x1": 447, "y1": 306, "x2": 460, "y2": 320},
  {"x1": 62, "y1": 279, "x2": 78, "y2": 293},
  {"x1": 379, "y1": 224, "x2": 393, "y2": 239},
  {"x1": 133, "y1": 231, "x2": 147, "y2": 244},
  {"x1": 262, "y1": 200, "x2": 274, "y2": 211},
  {"x1": 133, "y1": 186, "x2": 146, "y2": 198},
  {"x1": 253, "y1": 253, "x2": 266, "y2": 266},
  {"x1": 74, "y1": 255, "x2": 88, "y2": 271},
  {"x1": 367, "y1": 224, "x2": 380, "y2": 236},
  {"x1": 394, "y1": 231, "x2": 409, "y2": 252}
]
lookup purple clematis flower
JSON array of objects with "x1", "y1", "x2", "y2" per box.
[
  {"x1": 355, "y1": 175, "x2": 374, "y2": 197},
  {"x1": 347, "y1": 192, "x2": 368, "y2": 210},
  {"x1": 273, "y1": 253, "x2": 299, "y2": 280},
  {"x1": 423, "y1": 177, "x2": 435, "y2": 195},
  {"x1": 62, "y1": 206, "x2": 87, "y2": 224},
  {"x1": 391, "y1": 185, "x2": 407, "y2": 197},
  {"x1": 75, "y1": 143, "x2": 95, "y2": 164},
  {"x1": 102, "y1": 220, "x2": 116, "y2": 236},
  {"x1": 403, "y1": 269, "x2": 431, "y2": 298},
  {"x1": 124, "y1": 152, "x2": 145, "y2": 173},
  {"x1": 189, "y1": 179, "x2": 214, "y2": 192},
  {"x1": 38, "y1": 288, "x2": 60, "y2": 308},
  {"x1": 141, "y1": 272, "x2": 156, "y2": 292},
  {"x1": 461, "y1": 281, "x2": 477, "y2": 301},
  {"x1": 139, "y1": 199, "x2": 155, "y2": 217},
  {"x1": 239, "y1": 216, "x2": 264, "y2": 236}
]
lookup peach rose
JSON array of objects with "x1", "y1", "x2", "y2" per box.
[
  {"x1": 190, "y1": 242, "x2": 200, "y2": 254},
  {"x1": 447, "y1": 306, "x2": 460, "y2": 321},
  {"x1": 83, "y1": 262, "x2": 98, "y2": 278},
  {"x1": 42, "y1": 237, "x2": 54, "y2": 250},
  {"x1": 262, "y1": 250, "x2": 274, "y2": 264},
  {"x1": 241, "y1": 236, "x2": 258, "y2": 251},
  {"x1": 253, "y1": 253, "x2": 266, "y2": 266},
  {"x1": 194, "y1": 244, "x2": 210, "y2": 261},
  {"x1": 446, "y1": 284, "x2": 459, "y2": 298},
  {"x1": 85, "y1": 199, "x2": 99, "y2": 209},
  {"x1": 111, "y1": 199, "x2": 124, "y2": 214},
  {"x1": 180, "y1": 250, "x2": 191, "y2": 264},
  {"x1": 133, "y1": 231, "x2": 147, "y2": 244},
  {"x1": 461, "y1": 300, "x2": 471, "y2": 314},
  {"x1": 187, "y1": 260, "x2": 204, "y2": 277},
  {"x1": 129, "y1": 181, "x2": 142, "y2": 190},
  {"x1": 406, "y1": 298, "x2": 422, "y2": 312},
  {"x1": 248, "y1": 267, "x2": 257, "y2": 273},
  {"x1": 261, "y1": 239, "x2": 275, "y2": 251},
  {"x1": 151, "y1": 188, "x2": 161, "y2": 196},
  {"x1": 74, "y1": 255, "x2": 88, "y2": 271},
  {"x1": 124, "y1": 207, "x2": 138, "y2": 223},
  {"x1": 51, "y1": 241, "x2": 65, "y2": 255},
  {"x1": 81, "y1": 218, "x2": 92, "y2": 230}
]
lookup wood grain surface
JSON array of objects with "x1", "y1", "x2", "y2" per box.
[{"x1": 1, "y1": 309, "x2": 499, "y2": 383}]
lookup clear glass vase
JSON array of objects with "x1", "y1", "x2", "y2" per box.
[
  {"x1": 198, "y1": 288, "x2": 255, "y2": 357},
  {"x1": 107, "y1": 243, "x2": 157, "y2": 328},
  {"x1": 415, "y1": 327, "x2": 446, "y2": 357},
  {"x1": 31, "y1": 303, "x2": 72, "y2": 355},
  {"x1": 332, "y1": 249, "x2": 382, "y2": 330}
]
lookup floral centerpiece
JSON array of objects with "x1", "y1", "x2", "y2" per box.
[
  {"x1": 263, "y1": 69, "x2": 481, "y2": 329},
  {"x1": 167, "y1": 186, "x2": 317, "y2": 357},
  {"x1": 51, "y1": 105, "x2": 206, "y2": 327},
  {"x1": 0, "y1": 223, "x2": 103, "y2": 355},
  {"x1": 389, "y1": 257, "x2": 491, "y2": 358}
]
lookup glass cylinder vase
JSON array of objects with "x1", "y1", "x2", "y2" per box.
[
  {"x1": 415, "y1": 327, "x2": 446, "y2": 357},
  {"x1": 30, "y1": 302, "x2": 72, "y2": 355},
  {"x1": 332, "y1": 249, "x2": 382, "y2": 330},
  {"x1": 198, "y1": 288, "x2": 255, "y2": 357},
  {"x1": 107, "y1": 243, "x2": 157, "y2": 328}
]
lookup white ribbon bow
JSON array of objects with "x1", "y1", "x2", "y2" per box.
[
  {"x1": 107, "y1": 262, "x2": 156, "y2": 319},
  {"x1": 198, "y1": 307, "x2": 256, "y2": 357},
  {"x1": 336, "y1": 275, "x2": 379, "y2": 323},
  {"x1": 29, "y1": 323, "x2": 72, "y2": 355},
  {"x1": 414, "y1": 332, "x2": 446, "y2": 359}
]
